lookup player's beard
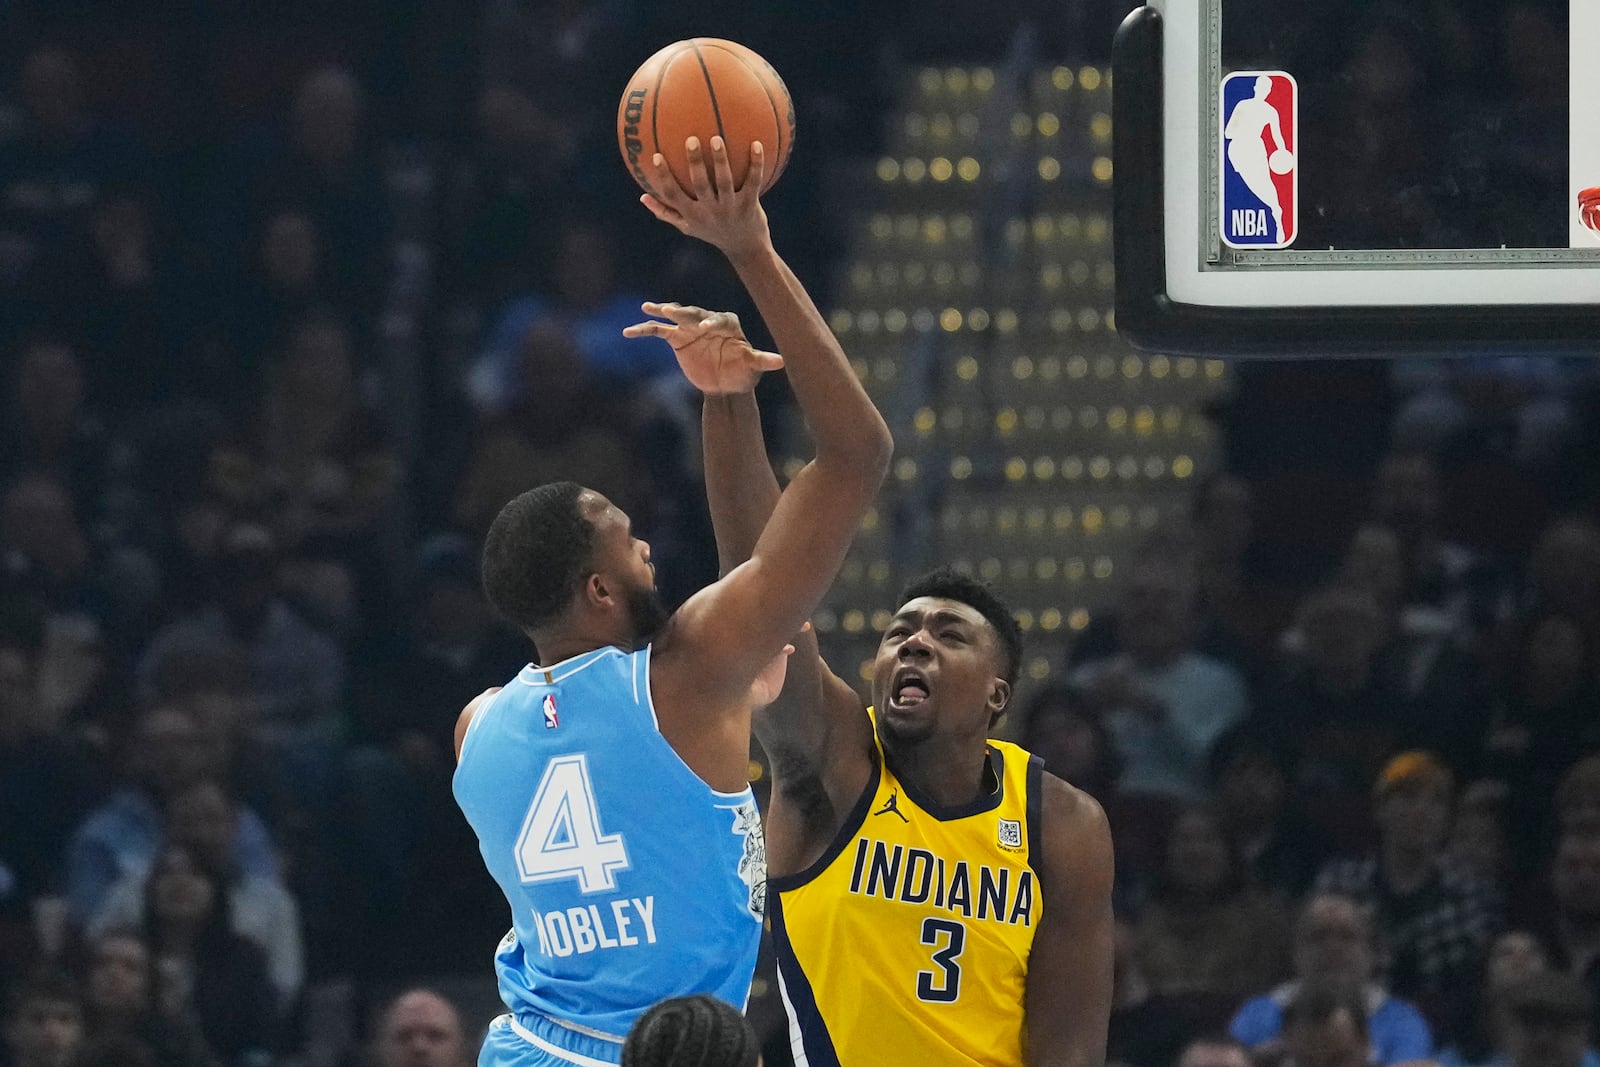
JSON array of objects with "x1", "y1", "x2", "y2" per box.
[{"x1": 626, "y1": 583, "x2": 671, "y2": 645}]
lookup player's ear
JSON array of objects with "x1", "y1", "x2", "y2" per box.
[
  {"x1": 987, "y1": 677, "x2": 1011, "y2": 717},
  {"x1": 585, "y1": 571, "x2": 613, "y2": 608}
]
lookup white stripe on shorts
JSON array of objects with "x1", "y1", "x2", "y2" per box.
[{"x1": 502, "y1": 1016, "x2": 618, "y2": 1067}]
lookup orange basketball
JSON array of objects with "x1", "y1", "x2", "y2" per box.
[{"x1": 617, "y1": 39, "x2": 795, "y2": 199}]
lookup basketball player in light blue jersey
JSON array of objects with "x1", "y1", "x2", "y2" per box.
[{"x1": 453, "y1": 135, "x2": 893, "y2": 1067}]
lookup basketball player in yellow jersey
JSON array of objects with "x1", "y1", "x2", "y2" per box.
[{"x1": 623, "y1": 292, "x2": 1114, "y2": 1067}]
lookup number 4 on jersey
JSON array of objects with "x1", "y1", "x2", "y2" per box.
[{"x1": 515, "y1": 755, "x2": 630, "y2": 893}]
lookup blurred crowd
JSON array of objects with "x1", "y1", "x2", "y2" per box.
[{"x1": 1, "y1": 3, "x2": 1598, "y2": 1067}]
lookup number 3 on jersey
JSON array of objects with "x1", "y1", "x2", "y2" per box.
[
  {"x1": 515, "y1": 755, "x2": 630, "y2": 892},
  {"x1": 917, "y1": 917, "x2": 966, "y2": 1002}
]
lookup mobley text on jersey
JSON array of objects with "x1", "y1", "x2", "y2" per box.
[{"x1": 527, "y1": 896, "x2": 658, "y2": 957}]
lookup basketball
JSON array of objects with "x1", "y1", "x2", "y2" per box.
[
  {"x1": 1269, "y1": 149, "x2": 1294, "y2": 175},
  {"x1": 617, "y1": 39, "x2": 795, "y2": 198}
]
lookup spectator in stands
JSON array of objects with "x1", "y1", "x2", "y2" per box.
[
  {"x1": 0, "y1": 47, "x2": 141, "y2": 256},
  {"x1": 453, "y1": 320, "x2": 653, "y2": 534},
  {"x1": 374, "y1": 989, "x2": 471, "y2": 1067},
  {"x1": 1555, "y1": 758, "x2": 1600, "y2": 838},
  {"x1": 1, "y1": 971, "x2": 84, "y2": 1067},
  {"x1": 0, "y1": 632, "x2": 98, "y2": 963},
  {"x1": 214, "y1": 312, "x2": 402, "y2": 561},
  {"x1": 0, "y1": 340, "x2": 111, "y2": 521},
  {"x1": 1523, "y1": 519, "x2": 1600, "y2": 649},
  {"x1": 1208, "y1": 724, "x2": 1325, "y2": 900},
  {"x1": 1484, "y1": 615, "x2": 1598, "y2": 865},
  {"x1": 1071, "y1": 557, "x2": 1249, "y2": 803},
  {"x1": 1315, "y1": 751, "x2": 1501, "y2": 1044},
  {"x1": 1446, "y1": 781, "x2": 1514, "y2": 894},
  {"x1": 0, "y1": 475, "x2": 110, "y2": 634},
  {"x1": 1132, "y1": 805, "x2": 1292, "y2": 1002},
  {"x1": 89, "y1": 778, "x2": 303, "y2": 1012},
  {"x1": 1495, "y1": 970, "x2": 1595, "y2": 1067},
  {"x1": 139, "y1": 522, "x2": 346, "y2": 749},
  {"x1": 80, "y1": 929, "x2": 216, "y2": 1067},
  {"x1": 1268, "y1": 583, "x2": 1404, "y2": 851},
  {"x1": 1231, "y1": 892, "x2": 1433, "y2": 1065},
  {"x1": 1281, "y1": 980, "x2": 1375, "y2": 1067},
  {"x1": 1369, "y1": 453, "x2": 1483, "y2": 626},
  {"x1": 222, "y1": 208, "x2": 339, "y2": 394},
  {"x1": 1173, "y1": 1034, "x2": 1253, "y2": 1067},
  {"x1": 268, "y1": 66, "x2": 389, "y2": 305},
  {"x1": 65, "y1": 704, "x2": 278, "y2": 925},
  {"x1": 1433, "y1": 929, "x2": 1587, "y2": 1067},
  {"x1": 139, "y1": 842, "x2": 276, "y2": 1062},
  {"x1": 1019, "y1": 684, "x2": 1121, "y2": 803},
  {"x1": 466, "y1": 219, "x2": 678, "y2": 414},
  {"x1": 1524, "y1": 832, "x2": 1600, "y2": 1039}
]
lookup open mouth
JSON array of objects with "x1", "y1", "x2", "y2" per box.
[{"x1": 889, "y1": 666, "x2": 932, "y2": 709}]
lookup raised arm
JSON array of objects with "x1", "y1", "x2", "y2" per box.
[
  {"x1": 641, "y1": 138, "x2": 892, "y2": 725},
  {"x1": 625, "y1": 303, "x2": 877, "y2": 870}
]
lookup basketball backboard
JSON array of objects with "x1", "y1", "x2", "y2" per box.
[{"x1": 1112, "y1": 0, "x2": 1599, "y2": 356}]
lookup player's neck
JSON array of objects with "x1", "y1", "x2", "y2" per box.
[
  {"x1": 882, "y1": 732, "x2": 994, "y2": 809},
  {"x1": 529, "y1": 625, "x2": 629, "y2": 667}
]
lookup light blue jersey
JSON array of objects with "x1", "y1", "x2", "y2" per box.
[{"x1": 454, "y1": 645, "x2": 765, "y2": 1065}]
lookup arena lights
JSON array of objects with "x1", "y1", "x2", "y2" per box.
[
  {"x1": 1038, "y1": 157, "x2": 1061, "y2": 181},
  {"x1": 1011, "y1": 113, "x2": 1033, "y2": 139},
  {"x1": 876, "y1": 157, "x2": 900, "y2": 182},
  {"x1": 1090, "y1": 113, "x2": 1113, "y2": 145},
  {"x1": 1065, "y1": 559, "x2": 1087, "y2": 581},
  {"x1": 1069, "y1": 609, "x2": 1091, "y2": 631},
  {"x1": 929, "y1": 113, "x2": 954, "y2": 140},
  {"x1": 903, "y1": 158, "x2": 927, "y2": 182},
  {"x1": 1173, "y1": 455, "x2": 1196, "y2": 478},
  {"x1": 957, "y1": 157, "x2": 980, "y2": 181},
  {"x1": 871, "y1": 609, "x2": 892, "y2": 631},
  {"x1": 1122, "y1": 356, "x2": 1144, "y2": 379},
  {"x1": 914, "y1": 407, "x2": 936, "y2": 434},
  {"x1": 1040, "y1": 609, "x2": 1063, "y2": 632},
  {"x1": 842, "y1": 610, "x2": 866, "y2": 634},
  {"x1": 950, "y1": 456, "x2": 972, "y2": 480},
  {"x1": 1037, "y1": 113, "x2": 1061, "y2": 137},
  {"x1": 955, "y1": 356, "x2": 979, "y2": 380},
  {"x1": 1037, "y1": 358, "x2": 1061, "y2": 382},
  {"x1": 861, "y1": 507, "x2": 880, "y2": 531},
  {"x1": 1012, "y1": 356, "x2": 1035, "y2": 379},
  {"x1": 1078, "y1": 67, "x2": 1104, "y2": 92},
  {"x1": 930, "y1": 157, "x2": 954, "y2": 182},
  {"x1": 894, "y1": 458, "x2": 917, "y2": 482},
  {"x1": 1036, "y1": 559, "x2": 1059, "y2": 581}
]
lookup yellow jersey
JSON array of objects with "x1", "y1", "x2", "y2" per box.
[{"x1": 769, "y1": 710, "x2": 1044, "y2": 1066}]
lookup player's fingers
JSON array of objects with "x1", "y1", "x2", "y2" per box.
[
  {"x1": 651, "y1": 302, "x2": 711, "y2": 325},
  {"x1": 751, "y1": 350, "x2": 785, "y2": 371},
  {"x1": 621, "y1": 320, "x2": 674, "y2": 339},
  {"x1": 646, "y1": 155, "x2": 683, "y2": 205},
  {"x1": 782, "y1": 644, "x2": 795, "y2": 656},
  {"x1": 741, "y1": 141, "x2": 767, "y2": 197},
  {"x1": 684, "y1": 137, "x2": 714, "y2": 202},
  {"x1": 639, "y1": 194, "x2": 688, "y2": 232},
  {"x1": 709, "y1": 136, "x2": 736, "y2": 199}
]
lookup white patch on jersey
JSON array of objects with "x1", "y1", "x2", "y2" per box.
[
  {"x1": 732, "y1": 801, "x2": 767, "y2": 917},
  {"x1": 997, "y1": 817, "x2": 1022, "y2": 849}
]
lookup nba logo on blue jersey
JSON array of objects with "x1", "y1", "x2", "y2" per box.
[
  {"x1": 1221, "y1": 71, "x2": 1298, "y2": 249},
  {"x1": 542, "y1": 693, "x2": 558, "y2": 729}
]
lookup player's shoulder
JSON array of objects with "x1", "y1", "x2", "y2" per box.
[
  {"x1": 454, "y1": 686, "x2": 504, "y2": 763},
  {"x1": 1034, "y1": 770, "x2": 1112, "y2": 875}
]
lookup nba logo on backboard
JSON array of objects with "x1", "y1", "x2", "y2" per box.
[
  {"x1": 542, "y1": 693, "x2": 558, "y2": 729},
  {"x1": 1220, "y1": 71, "x2": 1297, "y2": 249}
]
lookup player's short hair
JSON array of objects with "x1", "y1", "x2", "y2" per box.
[
  {"x1": 621, "y1": 995, "x2": 758, "y2": 1067},
  {"x1": 899, "y1": 565, "x2": 1022, "y2": 683},
  {"x1": 482, "y1": 482, "x2": 596, "y2": 632}
]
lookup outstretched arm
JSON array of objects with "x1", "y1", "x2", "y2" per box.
[
  {"x1": 641, "y1": 138, "x2": 891, "y2": 746},
  {"x1": 627, "y1": 303, "x2": 876, "y2": 870}
]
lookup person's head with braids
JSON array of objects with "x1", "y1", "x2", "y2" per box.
[{"x1": 621, "y1": 995, "x2": 760, "y2": 1067}]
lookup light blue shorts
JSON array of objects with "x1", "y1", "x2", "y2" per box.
[{"x1": 478, "y1": 1013, "x2": 625, "y2": 1067}]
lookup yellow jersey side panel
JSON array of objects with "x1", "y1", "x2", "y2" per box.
[{"x1": 771, "y1": 715, "x2": 1044, "y2": 1067}]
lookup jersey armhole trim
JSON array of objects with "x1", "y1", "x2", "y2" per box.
[
  {"x1": 641, "y1": 643, "x2": 754, "y2": 802},
  {"x1": 768, "y1": 752, "x2": 882, "y2": 893},
  {"x1": 1025, "y1": 753, "x2": 1044, "y2": 880}
]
